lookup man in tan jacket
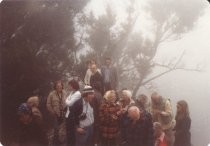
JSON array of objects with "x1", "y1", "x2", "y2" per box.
[{"x1": 46, "y1": 80, "x2": 67, "y2": 146}]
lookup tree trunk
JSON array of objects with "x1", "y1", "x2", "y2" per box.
[{"x1": 132, "y1": 78, "x2": 143, "y2": 98}]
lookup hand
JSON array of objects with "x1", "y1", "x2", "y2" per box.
[
  {"x1": 121, "y1": 108, "x2": 127, "y2": 114},
  {"x1": 77, "y1": 127, "x2": 86, "y2": 134},
  {"x1": 117, "y1": 110, "x2": 122, "y2": 115},
  {"x1": 111, "y1": 115, "x2": 118, "y2": 120}
]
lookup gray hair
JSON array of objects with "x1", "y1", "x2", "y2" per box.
[{"x1": 122, "y1": 90, "x2": 132, "y2": 98}]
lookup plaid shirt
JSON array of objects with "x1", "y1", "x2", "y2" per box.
[
  {"x1": 99, "y1": 101, "x2": 121, "y2": 139},
  {"x1": 122, "y1": 111, "x2": 154, "y2": 146}
]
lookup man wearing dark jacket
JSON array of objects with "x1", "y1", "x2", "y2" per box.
[
  {"x1": 101, "y1": 57, "x2": 118, "y2": 92},
  {"x1": 121, "y1": 106, "x2": 154, "y2": 146}
]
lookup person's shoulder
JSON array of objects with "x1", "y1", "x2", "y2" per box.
[
  {"x1": 142, "y1": 110, "x2": 152, "y2": 121},
  {"x1": 74, "y1": 97, "x2": 83, "y2": 105},
  {"x1": 74, "y1": 90, "x2": 81, "y2": 96},
  {"x1": 48, "y1": 90, "x2": 56, "y2": 96}
]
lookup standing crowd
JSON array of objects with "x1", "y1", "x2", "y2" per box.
[{"x1": 16, "y1": 58, "x2": 191, "y2": 146}]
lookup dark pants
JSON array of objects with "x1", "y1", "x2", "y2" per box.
[
  {"x1": 53, "y1": 118, "x2": 60, "y2": 146},
  {"x1": 75, "y1": 125, "x2": 93, "y2": 146},
  {"x1": 100, "y1": 137, "x2": 117, "y2": 146},
  {"x1": 66, "y1": 117, "x2": 76, "y2": 146}
]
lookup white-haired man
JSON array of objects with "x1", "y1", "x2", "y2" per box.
[{"x1": 121, "y1": 106, "x2": 154, "y2": 146}]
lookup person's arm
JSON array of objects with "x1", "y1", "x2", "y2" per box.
[
  {"x1": 176, "y1": 117, "x2": 191, "y2": 135},
  {"x1": 65, "y1": 91, "x2": 81, "y2": 107},
  {"x1": 46, "y1": 92, "x2": 55, "y2": 115},
  {"x1": 84, "y1": 69, "x2": 91, "y2": 85}
]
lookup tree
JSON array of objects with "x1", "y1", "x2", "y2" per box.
[
  {"x1": 78, "y1": 0, "x2": 205, "y2": 97},
  {"x1": 0, "y1": 0, "x2": 88, "y2": 144}
]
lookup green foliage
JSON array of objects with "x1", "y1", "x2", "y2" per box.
[{"x1": 0, "y1": 1, "x2": 88, "y2": 143}]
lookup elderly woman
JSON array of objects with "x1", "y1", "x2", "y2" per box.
[
  {"x1": 27, "y1": 96, "x2": 42, "y2": 124},
  {"x1": 99, "y1": 90, "x2": 121, "y2": 146},
  {"x1": 118, "y1": 90, "x2": 135, "y2": 111}
]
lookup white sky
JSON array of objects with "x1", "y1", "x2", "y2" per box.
[{"x1": 87, "y1": 0, "x2": 210, "y2": 145}]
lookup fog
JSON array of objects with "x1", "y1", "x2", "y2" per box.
[
  {"x1": 88, "y1": 0, "x2": 210, "y2": 145},
  {"x1": 1, "y1": 0, "x2": 210, "y2": 145}
]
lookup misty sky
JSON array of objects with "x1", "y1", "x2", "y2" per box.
[{"x1": 87, "y1": 0, "x2": 210, "y2": 145}]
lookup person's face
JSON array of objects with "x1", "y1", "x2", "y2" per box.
[
  {"x1": 69, "y1": 84, "x2": 74, "y2": 91},
  {"x1": 86, "y1": 92, "x2": 94, "y2": 102},
  {"x1": 56, "y1": 82, "x2": 63, "y2": 92},
  {"x1": 90, "y1": 65, "x2": 97, "y2": 73},
  {"x1": 121, "y1": 92, "x2": 129, "y2": 101},
  {"x1": 19, "y1": 114, "x2": 32, "y2": 125},
  {"x1": 105, "y1": 59, "x2": 111, "y2": 66},
  {"x1": 128, "y1": 110, "x2": 140, "y2": 121},
  {"x1": 177, "y1": 104, "x2": 182, "y2": 113},
  {"x1": 151, "y1": 95, "x2": 160, "y2": 104},
  {"x1": 109, "y1": 92, "x2": 116, "y2": 103}
]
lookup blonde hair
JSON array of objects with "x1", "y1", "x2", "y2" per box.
[
  {"x1": 27, "y1": 96, "x2": 39, "y2": 107},
  {"x1": 104, "y1": 90, "x2": 116, "y2": 101}
]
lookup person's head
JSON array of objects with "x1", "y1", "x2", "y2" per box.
[
  {"x1": 17, "y1": 103, "x2": 33, "y2": 125},
  {"x1": 105, "y1": 57, "x2": 111, "y2": 66},
  {"x1": 153, "y1": 122, "x2": 163, "y2": 138},
  {"x1": 121, "y1": 90, "x2": 132, "y2": 102},
  {"x1": 176, "y1": 100, "x2": 189, "y2": 120},
  {"x1": 27, "y1": 96, "x2": 39, "y2": 108},
  {"x1": 90, "y1": 64, "x2": 97, "y2": 74},
  {"x1": 68, "y1": 79, "x2": 80, "y2": 91},
  {"x1": 86, "y1": 59, "x2": 96, "y2": 68},
  {"x1": 54, "y1": 80, "x2": 64, "y2": 93},
  {"x1": 128, "y1": 106, "x2": 140, "y2": 121},
  {"x1": 104, "y1": 90, "x2": 116, "y2": 103},
  {"x1": 136, "y1": 94, "x2": 148, "y2": 106},
  {"x1": 151, "y1": 92, "x2": 161, "y2": 104},
  {"x1": 82, "y1": 85, "x2": 95, "y2": 102}
]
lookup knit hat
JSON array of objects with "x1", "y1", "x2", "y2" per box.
[
  {"x1": 17, "y1": 103, "x2": 32, "y2": 115},
  {"x1": 82, "y1": 85, "x2": 94, "y2": 94}
]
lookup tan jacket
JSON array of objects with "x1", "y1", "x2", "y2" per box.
[{"x1": 46, "y1": 90, "x2": 67, "y2": 118}]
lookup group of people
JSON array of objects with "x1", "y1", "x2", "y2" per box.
[{"x1": 16, "y1": 58, "x2": 191, "y2": 146}]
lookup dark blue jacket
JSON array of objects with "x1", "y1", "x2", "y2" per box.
[
  {"x1": 122, "y1": 110, "x2": 154, "y2": 146},
  {"x1": 66, "y1": 98, "x2": 83, "y2": 146}
]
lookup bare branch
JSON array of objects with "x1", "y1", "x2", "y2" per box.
[
  {"x1": 173, "y1": 50, "x2": 185, "y2": 68},
  {"x1": 141, "y1": 65, "x2": 202, "y2": 87}
]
